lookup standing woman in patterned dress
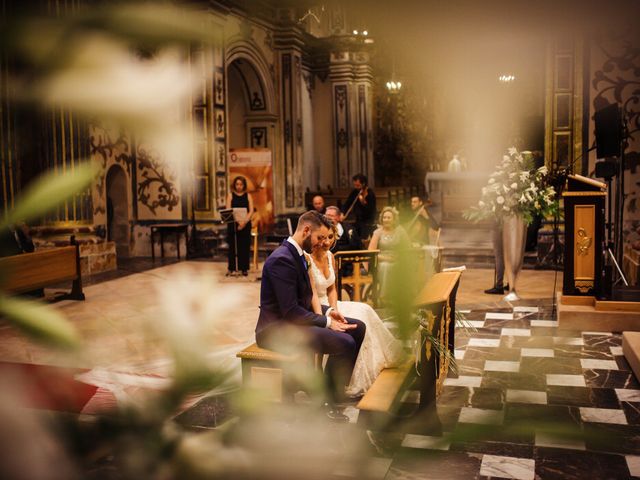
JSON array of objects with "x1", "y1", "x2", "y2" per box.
[{"x1": 226, "y1": 176, "x2": 254, "y2": 276}]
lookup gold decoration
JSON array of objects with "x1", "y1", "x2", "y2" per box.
[
  {"x1": 562, "y1": 191, "x2": 607, "y2": 197},
  {"x1": 574, "y1": 280, "x2": 593, "y2": 293},
  {"x1": 437, "y1": 300, "x2": 451, "y2": 396},
  {"x1": 576, "y1": 228, "x2": 592, "y2": 256},
  {"x1": 420, "y1": 310, "x2": 436, "y2": 361}
]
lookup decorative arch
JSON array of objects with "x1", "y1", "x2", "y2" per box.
[
  {"x1": 225, "y1": 40, "x2": 276, "y2": 115},
  {"x1": 105, "y1": 163, "x2": 131, "y2": 257}
]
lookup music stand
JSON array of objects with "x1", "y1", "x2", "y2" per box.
[{"x1": 220, "y1": 208, "x2": 239, "y2": 275}]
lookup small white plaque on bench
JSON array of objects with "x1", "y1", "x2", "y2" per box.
[{"x1": 250, "y1": 366, "x2": 283, "y2": 402}]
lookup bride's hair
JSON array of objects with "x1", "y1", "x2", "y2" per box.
[{"x1": 325, "y1": 224, "x2": 338, "y2": 250}]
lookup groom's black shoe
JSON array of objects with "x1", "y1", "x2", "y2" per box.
[
  {"x1": 323, "y1": 403, "x2": 349, "y2": 423},
  {"x1": 484, "y1": 285, "x2": 505, "y2": 294}
]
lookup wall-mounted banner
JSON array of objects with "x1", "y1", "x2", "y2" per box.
[{"x1": 228, "y1": 148, "x2": 274, "y2": 231}]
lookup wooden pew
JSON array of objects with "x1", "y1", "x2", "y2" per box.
[
  {"x1": 0, "y1": 236, "x2": 85, "y2": 301},
  {"x1": 236, "y1": 343, "x2": 320, "y2": 402},
  {"x1": 414, "y1": 271, "x2": 461, "y2": 406},
  {"x1": 356, "y1": 271, "x2": 461, "y2": 422}
]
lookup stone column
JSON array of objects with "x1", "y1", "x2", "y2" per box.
[
  {"x1": 328, "y1": 47, "x2": 374, "y2": 187},
  {"x1": 274, "y1": 27, "x2": 305, "y2": 210}
]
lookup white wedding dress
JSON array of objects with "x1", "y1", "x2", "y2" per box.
[{"x1": 307, "y1": 251, "x2": 404, "y2": 396}]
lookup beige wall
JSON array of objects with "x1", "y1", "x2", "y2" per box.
[{"x1": 312, "y1": 78, "x2": 335, "y2": 190}]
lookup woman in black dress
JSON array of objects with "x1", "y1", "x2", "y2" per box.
[{"x1": 226, "y1": 176, "x2": 254, "y2": 276}]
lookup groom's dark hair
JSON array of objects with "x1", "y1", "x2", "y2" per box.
[{"x1": 297, "y1": 210, "x2": 332, "y2": 232}]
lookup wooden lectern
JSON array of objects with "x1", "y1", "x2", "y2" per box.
[{"x1": 562, "y1": 174, "x2": 606, "y2": 297}]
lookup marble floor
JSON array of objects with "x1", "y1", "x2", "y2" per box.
[
  {"x1": 1, "y1": 260, "x2": 638, "y2": 478},
  {"x1": 378, "y1": 304, "x2": 640, "y2": 480}
]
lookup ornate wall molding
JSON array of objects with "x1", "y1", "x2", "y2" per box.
[
  {"x1": 592, "y1": 31, "x2": 640, "y2": 143},
  {"x1": 90, "y1": 123, "x2": 133, "y2": 204},
  {"x1": 136, "y1": 145, "x2": 180, "y2": 215},
  {"x1": 590, "y1": 28, "x2": 640, "y2": 236}
]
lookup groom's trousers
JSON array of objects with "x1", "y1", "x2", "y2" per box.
[{"x1": 257, "y1": 317, "x2": 365, "y2": 404}]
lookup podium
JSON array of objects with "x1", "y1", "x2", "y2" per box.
[{"x1": 562, "y1": 174, "x2": 606, "y2": 297}]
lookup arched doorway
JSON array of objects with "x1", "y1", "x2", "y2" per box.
[
  {"x1": 225, "y1": 44, "x2": 279, "y2": 225},
  {"x1": 106, "y1": 165, "x2": 130, "y2": 258},
  {"x1": 226, "y1": 56, "x2": 275, "y2": 150}
]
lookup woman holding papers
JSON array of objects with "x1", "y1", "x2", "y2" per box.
[{"x1": 226, "y1": 176, "x2": 254, "y2": 276}]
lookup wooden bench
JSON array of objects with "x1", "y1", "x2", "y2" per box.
[
  {"x1": 0, "y1": 236, "x2": 85, "y2": 301},
  {"x1": 356, "y1": 271, "x2": 461, "y2": 423},
  {"x1": 236, "y1": 343, "x2": 319, "y2": 402}
]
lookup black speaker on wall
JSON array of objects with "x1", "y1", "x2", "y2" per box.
[{"x1": 594, "y1": 103, "x2": 622, "y2": 158}]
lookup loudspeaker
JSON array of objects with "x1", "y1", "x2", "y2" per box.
[
  {"x1": 594, "y1": 103, "x2": 622, "y2": 159},
  {"x1": 595, "y1": 159, "x2": 617, "y2": 180}
]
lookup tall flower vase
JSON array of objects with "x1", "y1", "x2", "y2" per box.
[{"x1": 502, "y1": 215, "x2": 527, "y2": 302}]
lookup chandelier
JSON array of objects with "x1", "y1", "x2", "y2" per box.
[{"x1": 386, "y1": 80, "x2": 402, "y2": 93}]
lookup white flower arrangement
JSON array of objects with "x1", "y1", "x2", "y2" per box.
[{"x1": 464, "y1": 148, "x2": 558, "y2": 225}]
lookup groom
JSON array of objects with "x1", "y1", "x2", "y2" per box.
[{"x1": 256, "y1": 211, "x2": 365, "y2": 420}]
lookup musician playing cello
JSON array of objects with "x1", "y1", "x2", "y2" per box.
[
  {"x1": 341, "y1": 173, "x2": 377, "y2": 240},
  {"x1": 406, "y1": 195, "x2": 439, "y2": 246}
]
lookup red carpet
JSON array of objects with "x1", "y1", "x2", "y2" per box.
[
  {"x1": 0, "y1": 361, "x2": 97, "y2": 413},
  {"x1": 0, "y1": 361, "x2": 206, "y2": 416}
]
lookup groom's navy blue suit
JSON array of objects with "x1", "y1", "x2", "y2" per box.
[{"x1": 256, "y1": 240, "x2": 365, "y2": 402}]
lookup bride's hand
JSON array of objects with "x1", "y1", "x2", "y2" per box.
[
  {"x1": 329, "y1": 320, "x2": 356, "y2": 332},
  {"x1": 329, "y1": 310, "x2": 347, "y2": 324}
]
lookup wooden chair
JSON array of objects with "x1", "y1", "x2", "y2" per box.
[{"x1": 334, "y1": 249, "x2": 379, "y2": 306}]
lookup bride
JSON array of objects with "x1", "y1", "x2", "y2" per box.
[{"x1": 305, "y1": 226, "x2": 405, "y2": 397}]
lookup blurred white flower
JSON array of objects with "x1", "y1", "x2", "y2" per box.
[
  {"x1": 39, "y1": 36, "x2": 199, "y2": 126},
  {"x1": 508, "y1": 147, "x2": 517, "y2": 155},
  {"x1": 488, "y1": 178, "x2": 495, "y2": 184},
  {"x1": 155, "y1": 268, "x2": 244, "y2": 371},
  {"x1": 503, "y1": 155, "x2": 511, "y2": 162},
  {"x1": 538, "y1": 165, "x2": 548, "y2": 174},
  {"x1": 496, "y1": 196, "x2": 505, "y2": 205},
  {"x1": 510, "y1": 183, "x2": 518, "y2": 189},
  {"x1": 478, "y1": 200, "x2": 485, "y2": 207}
]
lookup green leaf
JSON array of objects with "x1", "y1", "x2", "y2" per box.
[
  {"x1": 1, "y1": 160, "x2": 98, "y2": 229},
  {"x1": 0, "y1": 295, "x2": 80, "y2": 349}
]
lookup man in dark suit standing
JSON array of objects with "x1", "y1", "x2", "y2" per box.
[
  {"x1": 341, "y1": 174, "x2": 376, "y2": 240},
  {"x1": 256, "y1": 211, "x2": 366, "y2": 420}
]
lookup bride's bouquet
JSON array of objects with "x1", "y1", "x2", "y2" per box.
[{"x1": 464, "y1": 147, "x2": 558, "y2": 225}]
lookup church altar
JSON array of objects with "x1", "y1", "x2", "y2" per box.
[{"x1": 425, "y1": 172, "x2": 490, "y2": 223}]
